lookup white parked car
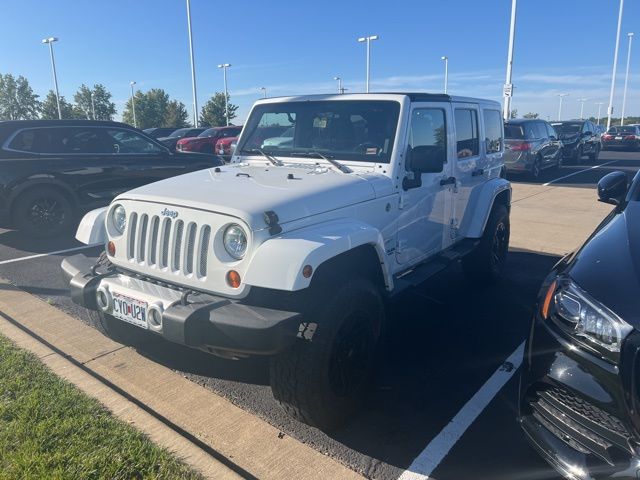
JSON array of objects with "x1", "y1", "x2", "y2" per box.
[{"x1": 63, "y1": 93, "x2": 511, "y2": 430}]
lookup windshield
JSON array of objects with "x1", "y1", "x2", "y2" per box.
[
  {"x1": 608, "y1": 126, "x2": 637, "y2": 134},
  {"x1": 551, "y1": 123, "x2": 581, "y2": 134},
  {"x1": 237, "y1": 100, "x2": 401, "y2": 163},
  {"x1": 198, "y1": 128, "x2": 219, "y2": 138},
  {"x1": 168, "y1": 128, "x2": 190, "y2": 138}
]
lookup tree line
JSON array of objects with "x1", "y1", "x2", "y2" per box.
[{"x1": 0, "y1": 73, "x2": 239, "y2": 128}]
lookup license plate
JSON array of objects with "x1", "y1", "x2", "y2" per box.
[
  {"x1": 616, "y1": 136, "x2": 622, "y2": 140},
  {"x1": 112, "y1": 292, "x2": 148, "y2": 329}
]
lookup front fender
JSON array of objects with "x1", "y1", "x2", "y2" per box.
[
  {"x1": 460, "y1": 178, "x2": 511, "y2": 238},
  {"x1": 244, "y1": 219, "x2": 391, "y2": 292},
  {"x1": 76, "y1": 207, "x2": 107, "y2": 245}
]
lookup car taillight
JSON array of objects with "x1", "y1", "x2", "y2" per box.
[
  {"x1": 603, "y1": 134, "x2": 614, "y2": 141},
  {"x1": 511, "y1": 142, "x2": 531, "y2": 151},
  {"x1": 625, "y1": 135, "x2": 636, "y2": 140}
]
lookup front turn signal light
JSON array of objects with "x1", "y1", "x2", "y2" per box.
[
  {"x1": 226, "y1": 270, "x2": 241, "y2": 288},
  {"x1": 541, "y1": 280, "x2": 557, "y2": 319}
]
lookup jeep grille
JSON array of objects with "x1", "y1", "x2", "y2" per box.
[{"x1": 126, "y1": 213, "x2": 211, "y2": 277}]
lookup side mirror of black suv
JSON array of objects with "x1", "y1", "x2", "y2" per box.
[{"x1": 598, "y1": 171, "x2": 628, "y2": 206}]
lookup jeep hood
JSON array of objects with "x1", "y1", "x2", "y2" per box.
[{"x1": 117, "y1": 163, "x2": 391, "y2": 231}]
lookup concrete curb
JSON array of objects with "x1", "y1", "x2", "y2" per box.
[{"x1": 0, "y1": 278, "x2": 363, "y2": 480}]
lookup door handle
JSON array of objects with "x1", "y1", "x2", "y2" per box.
[
  {"x1": 472, "y1": 168, "x2": 484, "y2": 177},
  {"x1": 440, "y1": 176, "x2": 456, "y2": 186}
]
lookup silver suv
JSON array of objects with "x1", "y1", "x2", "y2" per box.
[{"x1": 504, "y1": 119, "x2": 563, "y2": 179}]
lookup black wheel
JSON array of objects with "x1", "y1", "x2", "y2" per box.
[
  {"x1": 13, "y1": 187, "x2": 74, "y2": 237},
  {"x1": 462, "y1": 204, "x2": 510, "y2": 284},
  {"x1": 269, "y1": 277, "x2": 383, "y2": 431},
  {"x1": 588, "y1": 144, "x2": 600, "y2": 161},
  {"x1": 531, "y1": 157, "x2": 542, "y2": 180}
]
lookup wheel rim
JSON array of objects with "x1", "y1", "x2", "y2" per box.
[
  {"x1": 328, "y1": 312, "x2": 374, "y2": 397},
  {"x1": 27, "y1": 196, "x2": 66, "y2": 231},
  {"x1": 491, "y1": 222, "x2": 508, "y2": 272}
]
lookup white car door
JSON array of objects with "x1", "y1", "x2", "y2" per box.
[{"x1": 396, "y1": 103, "x2": 455, "y2": 265}]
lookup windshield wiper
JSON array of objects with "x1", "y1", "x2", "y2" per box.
[
  {"x1": 290, "y1": 151, "x2": 352, "y2": 174},
  {"x1": 242, "y1": 148, "x2": 283, "y2": 166}
]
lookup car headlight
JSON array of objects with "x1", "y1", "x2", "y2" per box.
[
  {"x1": 223, "y1": 224, "x2": 247, "y2": 260},
  {"x1": 112, "y1": 204, "x2": 126, "y2": 235},
  {"x1": 544, "y1": 278, "x2": 632, "y2": 362}
]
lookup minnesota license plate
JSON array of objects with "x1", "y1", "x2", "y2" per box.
[{"x1": 112, "y1": 292, "x2": 148, "y2": 329}]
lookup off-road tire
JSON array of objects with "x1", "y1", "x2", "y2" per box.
[
  {"x1": 13, "y1": 187, "x2": 74, "y2": 237},
  {"x1": 462, "y1": 204, "x2": 510, "y2": 284},
  {"x1": 269, "y1": 277, "x2": 383, "y2": 431}
]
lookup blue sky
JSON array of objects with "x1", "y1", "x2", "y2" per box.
[{"x1": 1, "y1": 0, "x2": 639, "y2": 123}]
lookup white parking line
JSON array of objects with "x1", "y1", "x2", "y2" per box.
[
  {"x1": 398, "y1": 341, "x2": 525, "y2": 480},
  {"x1": 542, "y1": 160, "x2": 617, "y2": 186},
  {"x1": 0, "y1": 244, "x2": 100, "y2": 266}
]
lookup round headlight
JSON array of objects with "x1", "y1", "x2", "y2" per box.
[
  {"x1": 112, "y1": 204, "x2": 126, "y2": 234},
  {"x1": 223, "y1": 224, "x2": 247, "y2": 260}
]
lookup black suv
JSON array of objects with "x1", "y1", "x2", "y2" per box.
[
  {"x1": 550, "y1": 120, "x2": 601, "y2": 163},
  {"x1": 0, "y1": 120, "x2": 222, "y2": 236},
  {"x1": 519, "y1": 170, "x2": 640, "y2": 479}
]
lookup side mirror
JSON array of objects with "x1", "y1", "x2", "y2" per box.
[
  {"x1": 408, "y1": 145, "x2": 446, "y2": 174},
  {"x1": 597, "y1": 171, "x2": 628, "y2": 206}
]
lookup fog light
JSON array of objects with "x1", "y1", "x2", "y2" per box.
[
  {"x1": 147, "y1": 303, "x2": 163, "y2": 331},
  {"x1": 107, "y1": 241, "x2": 116, "y2": 256},
  {"x1": 302, "y1": 265, "x2": 313, "y2": 278},
  {"x1": 96, "y1": 285, "x2": 111, "y2": 311},
  {"x1": 226, "y1": 270, "x2": 241, "y2": 288}
]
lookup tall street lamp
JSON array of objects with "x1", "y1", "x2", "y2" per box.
[
  {"x1": 595, "y1": 102, "x2": 605, "y2": 125},
  {"x1": 577, "y1": 98, "x2": 587, "y2": 120},
  {"x1": 441, "y1": 56, "x2": 449, "y2": 94},
  {"x1": 41, "y1": 37, "x2": 61, "y2": 120},
  {"x1": 607, "y1": 0, "x2": 625, "y2": 129},
  {"x1": 129, "y1": 81, "x2": 137, "y2": 128},
  {"x1": 557, "y1": 93, "x2": 569, "y2": 121},
  {"x1": 185, "y1": 0, "x2": 198, "y2": 127},
  {"x1": 260, "y1": 87, "x2": 267, "y2": 99},
  {"x1": 334, "y1": 76, "x2": 343, "y2": 94},
  {"x1": 90, "y1": 90, "x2": 96, "y2": 120},
  {"x1": 621, "y1": 32, "x2": 634, "y2": 125},
  {"x1": 357, "y1": 35, "x2": 378, "y2": 93},
  {"x1": 503, "y1": 0, "x2": 517, "y2": 121},
  {"x1": 217, "y1": 63, "x2": 231, "y2": 126}
]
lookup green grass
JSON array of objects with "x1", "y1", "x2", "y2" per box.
[{"x1": 0, "y1": 334, "x2": 202, "y2": 480}]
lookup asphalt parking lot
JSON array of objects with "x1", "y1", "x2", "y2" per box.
[{"x1": 0, "y1": 149, "x2": 638, "y2": 480}]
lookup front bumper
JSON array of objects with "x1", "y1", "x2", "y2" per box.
[
  {"x1": 62, "y1": 254, "x2": 302, "y2": 356},
  {"x1": 519, "y1": 311, "x2": 640, "y2": 479}
]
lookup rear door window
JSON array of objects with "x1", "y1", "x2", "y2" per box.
[
  {"x1": 483, "y1": 110, "x2": 503, "y2": 153},
  {"x1": 545, "y1": 123, "x2": 557, "y2": 138},
  {"x1": 454, "y1": 108, "x2": 479, "y2": 158}
]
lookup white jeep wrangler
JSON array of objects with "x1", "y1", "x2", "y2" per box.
[{"x1": 63, "y1": 93, "x2": 510, "y2": 430}]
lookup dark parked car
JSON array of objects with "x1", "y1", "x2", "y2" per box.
[
  {"x1": 551, "y1": 120, "x2": 601, "y2": 163},
  {"x1": 504, "y1": 119, "x2": 562, "y2": 178},
  {"x1": 0, "y1": 120, "x2": 222, "y2": 236},
  {"x1": 519, "y1": 169, "x2": 640, "y2": 479},
  {"x1": 175, "y1": 125, "x2": 242, "y2": 154},
  {"x1": 157, "y1": 127, "x2": 206, "y2": 151},
  {"x1": 602, "y1": 125, "x2": 640, "y2": 151},
  {"x1": 143, "y1": 127, "x2": 178, "y2": 139}
]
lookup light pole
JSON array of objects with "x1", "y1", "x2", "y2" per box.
[
  {"x1": 186, "y1": 0, "x2": 199, "y2": 127},
  {"x1": 577, "y1": 98, "x2": 587, "y2": 120},
  {"x1": 217, "y1": 63, "x2": 231, "y2": 126},
  {"x1": 595, "y1": 102, "x2": 605, "y2": 125},
  {"x1": 41, "y1": 37, "x2": 61, "y2": 119},
  {"x1": 621, "y1": 32, "x2": 634, "y2": 125},
  {"x1": 90, "y1": 91, "x2": 96, "y2": 120},
  {"x1": 260, "y1": 87, "x2": 267, "y2": 99},
  {"x1": 129, "y1": 81, "x2": 137, "y2": 128},
  {"x1": 357, "y1": 35, "x2": 378, "y2": 93},
  {"x1": 607, "y1": 0, "x2": 625, "y2": 129},
  {"x1": 333, "y1": 76, "x2": 343, "y2": 94},
  {"x1": 441, "y1": 56, "x2": 449, "y2": 94},
  {"x1": 503, "y1": 0, "x2": 517, "y2": 121},
  {"x1": 557, "y1": 93, "x2": 569, "y2": 121}
]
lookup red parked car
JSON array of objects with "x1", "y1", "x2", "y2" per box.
[
  {"x1": 176, "y1": 125, "x2": 242, "y2": 154},
  {"x1": 216, "y1": 135, "x2": 238, "y2": 159}
]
